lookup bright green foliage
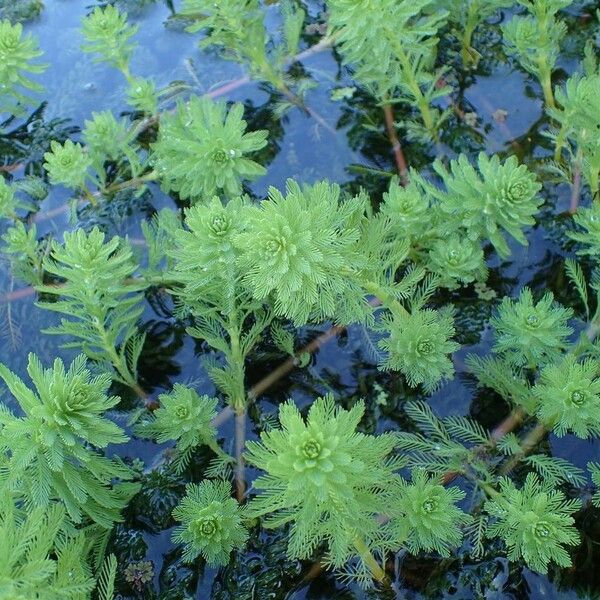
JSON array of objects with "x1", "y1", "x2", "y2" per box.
[
  {"x1": 590, "y1": 462, "x2": 600, "y2": 508},
  {"x1": 440, "y1": 0, "x2": 515, "y2": 65},
  {"x1": 328, "y1": 0, "x2": 449, "y2": 140},
  {"x1": 169, "y1": 196, "x2": 268, "y2": 410},
  {"x1": 0, "y1": 354, "x2": 138, "y2": 527},
  {"x1": 0, "y1": 176, "x2": 16, "y2": 219},
  {"x1": 138, "y1": 384, "x2": 218, "y2": 472},
  {"x1": 234, "y1": 180, "x2": 368, "y2": 325},
  {"x1": 548, "y1": 72, "x2": 600, "y2": 194},
  {"x1": 568, "y1": 202, "x2": 600, "y2": 255},
  {"x1": 127, "y1": 76, "x2": 158, "y2": 114},
  {"x1": 0, "y1": 500, "x2": 95, "y2": 599},
  {"x1": 36, "y1": 228, "x2": 146, "y2": 392},
  {"x1": 380, "y1": 176, "x2": 430, "y2": 237},
  {"x1": 490, "y1": 288, "x2": 573, "y2": 368},
  {"x1": 246, "y1": 395, "x2": 403, "y2": 579},
  {"x1": 466, "y1": 354, "x2": 535, "y2": 412},
  {"x1": 170, "y1": 196, "x2": 245, "y2": 314},
  {"x1": 1, "y1": 220, "x2": 44, "y2": 285},
  {"x1": 172, "y1": 480, "x2": 248, "y2": 566},
  {"x1": 0, "y1": 19, "x2": 45, "y2": 115},
  {"x1": 378, "y1": 307, "x2": 459, "y2": 392},
  {"x1": 81, "y1": 5, "x2": 138, "y2": 73},
  {"x1": 180, "y1": 0, "x2": 305, "y2": 92},
  {"x1": 392, "y1": 470, "x2": 471, "y2": 556},
  {"x1": 533, "y1": 357, "x2": 600, "y2": 438},
  {"x1": 151, "y1": 97, "x2": 268, "y2": 200},
  {"x1": 502, "y1": 0, "x2": 571, "y2": 106},
  {"x1": 396, "y1": 400, "x2": 492, "y2": 476},
  {"x1": 427, "y1": 235, "x2": 487, "y2": 289},
  {"x1": 83, "y1": 110, "x2": 133, "y2": 162},
  {"x1": 43, "y1": 139, "x2": 92, "y2": 191},
  {"x1": 433, "y1": 153, "x2": 542, "y2": 257},
  {"x1": 484, "y1": 474, "x2": 581, "y2": 573}
]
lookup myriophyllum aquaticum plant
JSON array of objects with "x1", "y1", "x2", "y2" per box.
[{"x1": 0, "y1": 2, "x2": 599, "y2": 596}]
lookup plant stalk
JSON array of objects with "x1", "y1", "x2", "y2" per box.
[
  {"x1": 353, "y1": 536, "x2": 389, "y2": 586},
  {"x1": 235, "y1": 407, "x2": 246, "y2": 502},
  {"x1": 382, "y1": 102, "x2": 409, "y2": 185}
]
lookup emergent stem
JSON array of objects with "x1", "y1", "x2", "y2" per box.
[
  {"x1": 353, "y1": 536, "x2": 389, "y2": 585},
  {"x1": 235, "y1": 407, "x2": 246, "y2": 502}
]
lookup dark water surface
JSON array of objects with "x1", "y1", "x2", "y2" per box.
[{"x1": 1, "y1": 0, "x2": 599, "y2": 598}]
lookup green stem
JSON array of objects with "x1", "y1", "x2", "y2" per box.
[
  {"x1": 93, "y1": 316, "x2": 147, "y2": 402},
  {"x1": 385, "y1": 31, "x2": 438, "y2": 142},
  {"x1": 207, "y1": 439, "x2": 234, "y2": 465},
  {"x1": 461, "y1": 11, "x2": 478, "y2": 67},
  {"x1": 102, "y1": 170, "x2": 158, "y2": 195},
  {"x1": 82, "y1": 184, "x2": 98, "y2": 208},
  {"x1": 360, "y1": 278, "x2": 409, "y2": 318},
  {"x1": 539, "y1": 62, "x2": 556, "y2": 109},
  {"x1": 224, "y1": 311, "x2": 248, "y2": 501},
  {"x1": 353, "y1": 536, "x2": 389, "y2": 585},
  {"x1": 479, "y1": 481, "x2": 500, "y2": 498}
]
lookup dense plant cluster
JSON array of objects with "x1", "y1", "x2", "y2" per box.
[{"x1": 0, "y1": 0, "x2": 598, "y2": 598}]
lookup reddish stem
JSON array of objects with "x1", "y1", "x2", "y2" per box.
[
  {"x1": 569, "y1": 163, "x2": 582, "y2": 214},
  {"x1": 382, "y1": 104, "x2": 409, "y2": 186}
]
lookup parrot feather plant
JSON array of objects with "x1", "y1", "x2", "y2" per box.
[{"x1": 0, "y1": 2, "x2": 600, "y2": 597}]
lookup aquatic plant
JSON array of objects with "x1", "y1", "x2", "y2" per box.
[
  {"x1": 0, "y1": 500, "x2": 96, "y2": 599},
  {"x1": 432, "y1": 153, "x2": 543, "y2": 258},
  {"x1": 138, "y1": 384, "x2": 223, "y2": 472},
  {"x1": 533, "y1": 356, "x2": 600, "y2": 438},
  {"x1": 0, "y1": 19, "x2": 45, "y2": 116},
  {"x1": 441, "y1": 0, "x2": 516, "y2": 66},
  {"x1": 329, "y1": 0, "x2": 450, "y2": 141},
  {"x1": 151, "y1": 97, "x2": 268, "y2": 200},
  {"x1": 490, "y1": 288, "x2": 573, "y2": 368},
  {"x1": 484, "y1": 474, "x2": 581, "y2": 574},
  {"x1": 172, "y1": 480, "x2": 248, "y2": 565},
  {"x1": 0, "y1": 353, "x2": 139, "y2": 527},
  {"x1": 81, "y1": 5, "x2": 138, "y2": 76},
  {"x1": 502, "y1": 0, "x2": 572, "y2": 107},
  {"x1": 0, "y1": 2, "x2": 599, "y2": 597},
  {"x1": 179, "y1": 0, "x2": 306, "y2": 96},
  {"x1": 36, "y1": 228, "x2": 147, "y2": 396},
  {"x1": 245, "y1": 395, "x2": 404, "y2": 583}
]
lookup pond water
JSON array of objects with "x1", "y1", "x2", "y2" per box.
[{"x1": 1, "y1": 0, "x2": 599, "y2": 598}]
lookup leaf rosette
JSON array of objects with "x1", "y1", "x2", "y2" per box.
[
  {"x1": 378, "y1": 307, "x2": 459, "y2": 392},
  {"x1": 234, "y1": 179, "x2": 367, "y2": 325},
  {"x1": 391, "y1": 470, "x2": 471, "y2": 556},
  {"x1": 151, "y1": 97, "x2": 267, "y2": 200},
  {"x1": 491, "y1": 288, "x2": 573, "y2": 368},
  {"x1": 533, "y1": 357, "x2": 600, "y2": 438},
  {"x1": 484, "y1": 474, "x2": 581, "y2": 574},
  {"x1": 172, "y1": 480, "x2": 248, "y2": 565}
]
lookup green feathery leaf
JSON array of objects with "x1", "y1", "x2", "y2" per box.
[
  {"x1": 484, "y1": 473, "x2": 581, "y2": 574},
  {"x1": 172, "y1": 480, "x2": 248, "y2": 566}
]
